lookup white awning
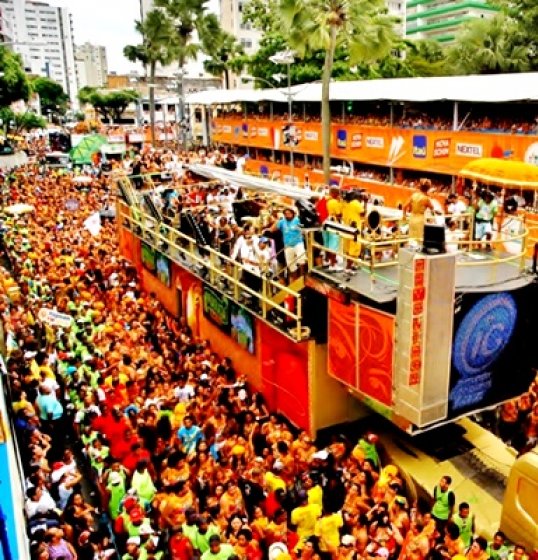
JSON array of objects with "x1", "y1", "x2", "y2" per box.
[{"x1": 185, "y1": 72, "x2": 538, "y2": 105}]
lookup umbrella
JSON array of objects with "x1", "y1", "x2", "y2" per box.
[
  {"x1": 72, "y1": 176, "x2": 93, "y2": 184},
  {"x1": 4, "y1": 204, "x2": 35, "y2": 215},
  {"x1": 460, "y1": 158, "x2": 538, "y2": 189},
  {"x1": 69, "y1": 134, "x2": 107, "y2": 165}
]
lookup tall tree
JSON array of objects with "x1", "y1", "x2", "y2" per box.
[
  {"x1": 124, "y1": 9, "x2": 176, "y2": 145},
  {"x1": 154, "y1": 0, "x2": 217, "y2": 67},
  {"x1": 447, "y1": 15, "x2": 530, "y2": 75},
  {"x1": 494, "y1": 0, "x2": 538, "y2": 70},
  {"x1": 154, "y1": 0, "x2": 224, "y2": 141},
  {"x1": 203, "y1": 31, "x2": 245, "y2": 89},
  {"x1": 31, "y1": 77, "x2": 69, "y2": 115},
  {"x1": 279, "y1": 0, "x2": 398, "y2": 182},
  {"x1": 0, "y1": 47, "x2": 31, "y2": 108},
  {"x1": 78, "y1": 88, "x2": 139, "y2": 123},
  {"x1": 0, "y1": 108, "x2": 46, "y2": 133}
]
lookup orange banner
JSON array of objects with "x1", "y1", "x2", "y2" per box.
[
  {"x1": 358, "y1": 306, "x2": 395, "y2": 407},
  {"x1": 328, "y1": 300, "x2": 395, "y2": 407},
  {"x1": 211, "y1": 117, "x2": 538, "y2": 176}
]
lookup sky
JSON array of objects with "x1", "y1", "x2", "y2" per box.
[
  {"x1": 49, "y1": 0, "x2": 143, "y2": 74},
  {"x1": 49, "y1": 0, "x2": 219, "y2": 75}
]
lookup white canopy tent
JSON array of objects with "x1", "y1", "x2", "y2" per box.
[{"x1": 185, "y1": 72, "x2": 538, "y2": 105}]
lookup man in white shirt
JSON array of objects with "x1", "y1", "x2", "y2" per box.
[
  {"x1": 236, "y1": 153, "x2": 248, "y2": 174},
  {"x1": 25, "y1": 486, "x2": 57, "y2": 519}
]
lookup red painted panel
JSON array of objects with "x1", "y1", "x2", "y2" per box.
[
  {"x1": 358, "y1": 306, "x2": 394, "y2": 406},
  {"x1": 260, "y1": 322, "x2": 310, "y2": 432},
  {"x1": 328, "y1": 300, "x2": 358, "y2": 388}
]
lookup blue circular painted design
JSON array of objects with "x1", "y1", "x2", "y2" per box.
[{"x1": 452, "y1": 292, "x2": 517, "y2": 378}]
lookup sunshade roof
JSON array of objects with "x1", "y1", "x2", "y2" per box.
[{"x1": 186, "y1": 72, "x2": 538, "y2": 105}]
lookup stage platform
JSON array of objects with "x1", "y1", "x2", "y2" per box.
[{"x1": 311, "y1": 250, "x2": 534, "y2": 304}]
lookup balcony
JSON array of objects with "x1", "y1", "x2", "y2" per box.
[
  {"x1": 117, "y1": 172, "x2": 532, "y2": 337},
  {"x1": 117, "y1": 177, "x2": 309, "y2": 342}
]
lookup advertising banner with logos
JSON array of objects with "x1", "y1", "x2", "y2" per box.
[
  {"x1": 448, "y1": 283, "x2": 538, "y2": 420},
  {"x1": 211, "y1": 117, "x2": 538, "y2": 175}
]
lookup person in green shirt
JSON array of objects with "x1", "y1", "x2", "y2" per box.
[
  {"x1": 452, "y1": 502, "x2": 475, "y2": 548},
  {"x1": 183, "y1": 509, "x2": 200, "y2": 547},
  {"x1": 431, "y1": 475, "x2": 455, "y2": 535},
  {"x1": 487, "y1": 531, "x2": 510, "y2": 560},
  {"x1": 508, "y1": 544, "x2": 529, "y2": 560},
  {"x1": 194, "y1": 516, "x2": 221, "y2": 555},
  {"x1": 201, "y1": 535, "x2": 234, "y2": 560}
]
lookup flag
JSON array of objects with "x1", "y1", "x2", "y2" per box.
[{"x1": 84, "y1": 212, "x2": 101, "y2": 236}]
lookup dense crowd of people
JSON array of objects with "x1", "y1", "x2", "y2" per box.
[
  {"x1": 0, "y1": 145, "x2": 532, "y2": 560},
  {"x1": 217, "y1": 108, "x2": 538, "y2": 135}
]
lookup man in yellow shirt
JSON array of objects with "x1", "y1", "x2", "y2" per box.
[
  {"x1": 315, "y1": 510, "x2": 343, "y2": 555},
  {"x1": 324, "y1": 188, "x2": 343, "y2": 271},
  {"x1": 304, "y1": 475, "x2": 323, "y2": 508},
  {"x1": 265, "y1": 469, "x2": 287, "y2": 493},
  {"x1": 291, "y1": 491, "x2": 321, "y2": 548},
  {"x1": 342, "y1": 191, "x2": 365, "y2": 271}
]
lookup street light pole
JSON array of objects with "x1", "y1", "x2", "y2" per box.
[
  {"x1": 268, "y1": 49, "x2": 296, "y2": 183},
  {"x1": 176, "y1": 69, "x2": 187, "y2": 152},
  {"x1": 286, "y1": 60, "x2": 294, "y2": 179}
]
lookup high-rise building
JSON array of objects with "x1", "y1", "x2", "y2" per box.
[
  {"x1": 0, "y1": 3, "x2": 13, "y2": 42},
  {"x1": 0, "y1": 0, "x2": 79, "y2": 107},
  {"x1": 387, "y1": 0, "x2": 406, "y2": 36},
  {"x1": 75, "y1": 42, "x2": 108, "y2": 88},
  {"x1": 219, "y1": 0, "x2": 263, "y2": 89},
  {"x1": 405, "y1": 0, "x2": 498, "y2": 43}
]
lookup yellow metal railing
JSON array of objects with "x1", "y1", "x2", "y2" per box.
[
  {"x1": 118, "y1": 202, "x2": 308, "y2": 342},
  {"x1": 306, "y1": 212, "x2": 530, "y2": 279}
]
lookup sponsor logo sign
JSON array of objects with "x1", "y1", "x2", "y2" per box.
[
  {"x1": 38, "y1": 308, "x2": 74, "y2": 328},
  {"x1": 433, "y1": 138, "x2": 450, "y2": 158},
  {"x1": 366, "y1": 136, "x2": 384, "y2": 149},
  {"x1": 412, "y1": 135, "x2": 427, "y2": 159},
  {"x1": 455, "y1": 142, "x2": 483, "y2": 157},
  {"x1": 351, "y1": 133, "x2": 362, "y2": 149},
  {"x1": 336, "y1": 129, "x2": 347, "y2": 149}
]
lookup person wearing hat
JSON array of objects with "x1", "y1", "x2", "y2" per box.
[{"x1": 337, "y1": 534, "x2": 358, "y2": 560}]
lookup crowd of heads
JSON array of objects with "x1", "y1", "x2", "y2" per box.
[
  {"x1": 217, "y1": 106, "x2": 538, "y2": 135},
  {"x1": 0, "y1": 142, "x2": 532, "y2": 560}
]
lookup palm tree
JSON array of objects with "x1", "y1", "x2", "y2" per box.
[
  {"x1": 124, "y1": 9, "x2": 176, "y2": 145},
  {"x1": 279, "y1": 0, "x2": 398, "y2": 182},
  {"x1": 203, "y1": 31, "x2": 245, "y2": 89},
  {"x1": 448, "y1": 15, "x2": 530, "y2": 75},
  {"x1": 154, "y1": 0, "x2": 220, "y2": 68}
]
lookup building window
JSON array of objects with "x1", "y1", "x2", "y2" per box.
[{"x1": 240, "y1": 38, "x2": 252, "y2": 49}]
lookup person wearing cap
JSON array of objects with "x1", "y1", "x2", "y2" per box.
[{"x1": 338, "y1": 534, "x2": 358, "y2": 560}]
